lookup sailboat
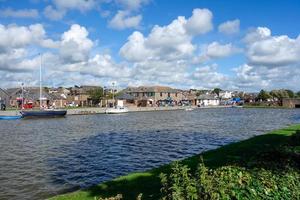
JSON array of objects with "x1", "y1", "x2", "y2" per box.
[
  {"x1": 105, "y1": 100, "x2": 129, "y2": 114},
  {"x1": 20, "y1": 54, "x2": 67, "y2": 118},
  {"x1": 105, "y1": 83, "x2": 129, "y2": 114}
]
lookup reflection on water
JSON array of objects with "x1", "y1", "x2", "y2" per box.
[{"x1": 0, "y1": 108, "x2": 300, "y2": 200}]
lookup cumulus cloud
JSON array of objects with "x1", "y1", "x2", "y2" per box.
[
  {"x1": 43, "y1": 5, "x2": 66, "y2": 20},
  {"x1": 52, "y1": 0, "x2": 97, "y2": 12},
  {"x1": 202, "y1": 42, "x2": 241, "y2": 60},
  {"x1": 0, "y1": 8, "x2": 39, "y2": 18},
  {"x1": 0, "y1": 24, "x2": 48, "y2": 53},
  {"x1": 43, "y1": 0, "x2": 98, "y2": 20},
  {"x1": 59, "y1": 24, "x2": 93, "y2": 62},
  {"x1": 81, "y1": 54, "x2": 132, "y2": 78},
  {"x1": 120, "y1": 8, "x2": 213, "y2": 62},
  {"x1": 115, "y1": 0, "x2": 149, "y2": 11},
  {"x1": 218, "y1": 19, "x2": 240, "y2": 35},
  {"x1": 108, "y1": 10, "x2": 142, "y2": 30},
  {"x1": 233, "y1": 64, "x2": 300, "y2": 91},
  {"x1": 244, "y1": 27, "x2": 300, "y2": 66},
  {"x1": 191, "y1": 64, "x2": 229, "y2": 88},
  {"x1": 185, "y1": 8, "x2": 213, "y2": 35}
]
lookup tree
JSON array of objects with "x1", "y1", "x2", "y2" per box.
[
  {"x1": 285, "y1": 89, "x2": 294, "y2": 98},
  {"x1": 297, "y1": 91, "x2": 300, "y2": 98},
  {"x1": 87, "y1": 88, "x2": 103, "y2": 105},
  {"x1": 213, "y1": 88, "x2": 222, "y2": 97},
  {"x1": 257, "y1": 90, "x2": 271, "y2": 101}
]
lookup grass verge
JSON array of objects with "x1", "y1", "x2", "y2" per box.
[{"x1": 51, "y1": 124, "x2": 300, "y2": 200}]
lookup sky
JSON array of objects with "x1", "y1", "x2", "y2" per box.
[{"x1": 0, "y1": 0, "x2": 300, "y2": 91}]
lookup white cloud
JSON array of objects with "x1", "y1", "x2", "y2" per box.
[
  {"x1": 115, "y1": 0, "x2": 149, "y2": 11},
  {"x1": 120, "y1": 8, "x2": 213, "y2": 62},
  {"x1": 52, "y1": 0, "x2": 97, "y2": 12},
  {"x1": 218, "y1": 19, "x2": 240, "y2": 35},
  {"x1": 119, "y1": 31, "x2": 151, "y2": 62},
  {"x1": 0, "y1": 24, "x2": 47, "y2": 53},
  {"x1": 203, "y1": 42, "x2": 241, "y2": 59},
  {"x1": 81, "y1": 54, "x2": 132, "y2": 78},
  {"x1": 0, "y1": 8, "x2": 39, "y2": 18},
  {"x1": 245, "y1": 27, "x2": 300, "y2": 66},
  {"x1": 108, "y1": 10, "x2": 142, "y2": 30},
  {"x1": 233, "y1": 64, "x2": 300, "y2": 91},
  {"x1": 60, "y1": 24, "x2": 93, "y2": 62},
  {"x1": 185, "y1": 8, "x2": 213, "y2": 35},
  {"x1": 191, "y1": 64, "x2": 228, "y2": 88},
  {"x1": 43, "y1": 5, "x2": 66, "y2": 20}
]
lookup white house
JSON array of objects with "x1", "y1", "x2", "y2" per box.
[{"x1": 197, "y1": 94, "x2": 220, "y2": 106}]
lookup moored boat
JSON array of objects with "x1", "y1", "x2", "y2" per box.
[
  {"x1": 185, "y1": 107, "x2": 194, "y2": 111},
  {"x1": 0, "y1": 115, "x2": 22, "y2": 120},
  {"x1": 20, "y1": 53, "x2": 67, "y2": 118},
  {"x1": 105, "y1": 106, "x2": 129, "y2": 114},
  {"x1": 105, "y1": 100, "x2": 129, "y2": 114},
  {"x1": 20, "y1": 109, "x2": 67, "y2": 118}
]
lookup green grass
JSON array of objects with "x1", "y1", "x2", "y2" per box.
[{"x1": 51, "y1": 124, "x2": 300, "y2": 200}]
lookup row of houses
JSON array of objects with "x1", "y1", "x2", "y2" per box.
[
  {"x1": 0, "y1": 85, "x2": 246, "y2": 108},
  {"x1": 0, "y1": 85, "x2": 103, "y2": 109},
  {"x1": 117, "y1": 86, "x2": 226, "y2": 107}
]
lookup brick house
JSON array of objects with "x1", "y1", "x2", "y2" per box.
[{"x1": 123, "y1": 86, "x2": 184, "y2": 107}]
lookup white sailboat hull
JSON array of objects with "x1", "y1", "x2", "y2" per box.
[{"x1": 105, "y1": 107, "x2": 129, "y2": 114}]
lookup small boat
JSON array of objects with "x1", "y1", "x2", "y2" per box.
[
  {"x1": 105, "y1": 100, "x2": 129, "y2": 114},
  {"x1": 0, "y1": 115, "x2": 22, "y2": 120},
  {"x1": 231, "y1": 105, "x2": 243, "y2": 108},
  {"x1": 105, "y1": 106, "x2": 129, "y2": 114},
  {"x1": 185, "y1": 107, "x2": 194, "y2": 111},
  {"x1": 20, "y1": 109, "x2": 67, "y2": 118}
]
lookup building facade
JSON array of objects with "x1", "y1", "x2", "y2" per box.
[
  {"x1": 197, "y1": 94, "x2": 220, "y2": 106},
  {"x1": 124, "y1": 86, "x2": 184, "y2": 107}
]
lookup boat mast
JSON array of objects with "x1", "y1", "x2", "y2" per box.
[
  {"x1": 112, "y1": 82, "x2": 115, "y2": 106},
  {"x1": 21, "y1": 83, "x2": 24, "y2": 110},
  {"x1": 40, "y1": 53, "x2": 42, "y2": 109}
]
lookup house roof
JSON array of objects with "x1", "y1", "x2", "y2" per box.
[
  {"x1": 0, "y1": 88, "x2": 10, "y2": 96},
  {"x1": 125, "y1": 86, "x2": 178, "y2": 93},
  {"x1": 8, "y1": 87, "x2": 65, "y2": 100},
  {"x1": 116, "y1": 93, "x2": 135, "y2": 100}
]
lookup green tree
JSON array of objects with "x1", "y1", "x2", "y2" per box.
[
  {"x1": 270, "y1": 89, "x2": 289, "y2": 100},
  {"x1": 297, "y1": 91, "x2": 300, "y2": 98},
  {"x1": 88, "y1": 88, "x2": 104, "y2": 105},
  {"x1": 212, "y1": 88, "x2": 222, "y2": 97},
  {"x1": 257, "y1": 90, "x2": 271, "y2": 101},
  {"x1": 285, "y1": 89, "x2": 294, "y2": 98}
]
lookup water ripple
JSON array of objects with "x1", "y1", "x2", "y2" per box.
[{"x1": 0, "y1": 108, "x2": 300, "y2": 199}]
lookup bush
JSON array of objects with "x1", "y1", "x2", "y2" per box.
[{"x1": 160, "y1": 158, "x2": 300, "y2": 200}]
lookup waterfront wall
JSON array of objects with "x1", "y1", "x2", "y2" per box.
[{"x1": 282, "y1": 98, "x2": 300, "y2": 108}]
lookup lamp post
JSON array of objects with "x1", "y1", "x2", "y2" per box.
[{"x1": 103, "y1": 86, "x2": 107, "y2": 108}]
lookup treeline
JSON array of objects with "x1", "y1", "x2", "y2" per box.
[{"x1": 257, "y1": 89, "x2": 300, "y2": 101}]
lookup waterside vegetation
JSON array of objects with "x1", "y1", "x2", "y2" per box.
[{"x1": 52, "y1": 124, "x2": 300, "y2": 200}]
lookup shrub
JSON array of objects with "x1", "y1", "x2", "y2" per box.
[{"x1": 160, "y1": 158, "x2": 300, "y2": 200}]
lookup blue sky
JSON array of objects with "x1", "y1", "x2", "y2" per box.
[{"x1": 0, "y1": 0, "x2": 300, "y2": 91}]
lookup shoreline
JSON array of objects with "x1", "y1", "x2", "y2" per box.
[
  {"x1": 51, "y1": 123, "x2": 300, "y2": 200},
  {"x1": 0, "y1": 105, "x2": 233, "y2": 116}
]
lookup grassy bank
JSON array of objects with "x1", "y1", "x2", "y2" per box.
[{"x1": 51, "y1": 124, "x2": 300, "y2": 200}]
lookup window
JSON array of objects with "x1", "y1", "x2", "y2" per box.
[
  {"x1": 160, "y1": 92, "x2": 163, "y2": 97},
  {"x1": 168, "y1": 93, "x2": 170, "y2": 97},
  {"x1": 175, "y1": 93, "x2": 177, "y2": 97}
]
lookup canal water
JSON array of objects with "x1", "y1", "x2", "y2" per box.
[{"x1": 1, "y1": 108, "x2": 300, "y2": 200}]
